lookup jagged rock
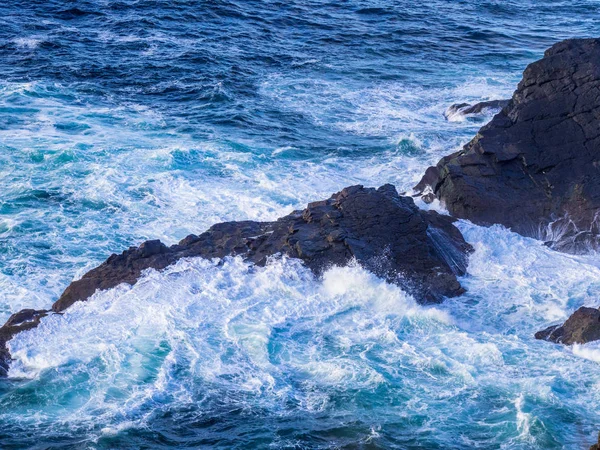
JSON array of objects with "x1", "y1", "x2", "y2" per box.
[
  {"x1": 535, "y1": 306, "x2": 600, "y2": 345},
  {"x1": 0, "y1": 309, "x2": 48, "y2": 376},
  {"x1": 416, "y1": 38, "x2": 600, "y2": 251},
  {"x1": 444, "y1": 99, "x2": 509, "y2": 121},
  {"x1": 0, "y1": 184, "x2": 473, "y2": 376}
]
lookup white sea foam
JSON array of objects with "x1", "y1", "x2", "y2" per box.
[
  {"x1": 514, "y1": 393, "x2": 534, "y2": 443},
  {"x1": 4, "y1": 244, "x2": 600, "y2": 444},
  {"x1": 572, "y1": 343, "x2": 600, "y2": 363},
  {"x1": 259, "y1": 75, "x2": 513, "y2": 141},
  {"x1": 5, "y1": 258, "x2": 454, "y2": 434},
  {"x1": 455, "y1": 221, "x2": 600, "y2": 331},
  {"x1": 13, "y1": 37, "x2": 42, "y2": 49}
]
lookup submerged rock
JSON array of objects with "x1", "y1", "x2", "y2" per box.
[
  {"x1": 535, "y1": 306, "x2": 600, "y2": 345},
  {"x1": 444, "y1": 99, "x2": 509, "y2": 121},
  {"x1": 416, "y1": 38, "x2": 600, "y2": 252},
  {"x1": 0, "y1": 184, "x2": 473, "y2": 376}
]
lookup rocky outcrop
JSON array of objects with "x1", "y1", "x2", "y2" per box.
[
  {"x1": 0, "y1": 184, "x2": 473, "y2": 376},
  {"x1": 0, "y1": 309, "x2": 48, "y2": 376},
  {"x1": 535, "y1": 306, "x2": 600, "y2": 345},
  {"x1": 444, "y1": 99, "x2": 509, "y2": 121},
  {"x1": 416, "y1": 38, "x2": 600, "y2": 252}
]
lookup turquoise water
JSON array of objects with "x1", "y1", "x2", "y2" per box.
[{"x1": 1, "y1": 1, "x2": 600, "y2": 448}]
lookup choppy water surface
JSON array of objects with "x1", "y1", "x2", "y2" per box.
[{"x1": 0, "y1": 1, "x2": 599, "y2": 448}]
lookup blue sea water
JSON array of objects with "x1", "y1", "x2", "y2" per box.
[{"x1": 1, "y1": 1, "x2": 600, "y2": 448}]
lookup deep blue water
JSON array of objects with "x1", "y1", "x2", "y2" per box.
[{"x1": 1, "y1": 1, "x2": 600, "y2": 449}]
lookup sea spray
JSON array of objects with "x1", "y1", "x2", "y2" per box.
[{"x1": 0, "y1": 253, "x2": 598, "y2": 447}]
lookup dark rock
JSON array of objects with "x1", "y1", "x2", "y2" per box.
[
  {"x1": 590, "y1": 431, "x2": 600, "y2": 450},
  {"x1": 444, "y1": 99, "x2": 510, "y2": 120},
  {"x1": 535, "y1": 306, "x2": 600, "y2": 345},
  {"x1": 54, "y1": 184, "x2": 472, "y2": 311},
  {"x1": 416, "y1": 38, "x2": 600, "y2": 251},
  {"x1": 414, "y1": 166, "x2": 441, "y2": 201},
  {"x1": 0, "y1": 309, "x2": 48, "y2": 376},
  {"x1": 0, "y1": 185, "x2": 473, "y2": 376}
]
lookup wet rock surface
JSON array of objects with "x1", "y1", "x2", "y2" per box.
[
  {"x1": 535, "y1": 306, "x2": 600, "y2": 345},
  {"x1": 0, "y1": 184, "x2": 473, "y2": 376},
  {"x1": 444, "y1": 99, "x2": 509, "y2": 121},
  {"x1": 416, "y1": 38, "x2": 600, "y2": 252},
  {"x1": 0, "y1": 309, "x2": 48, "y2": 376}
]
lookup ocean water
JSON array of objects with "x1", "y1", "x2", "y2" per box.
[{"x1": 0, "y1": 1, "x2": 599, "y2": 448}]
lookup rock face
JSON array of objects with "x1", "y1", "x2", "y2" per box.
[
  {"x1": 416, "y1": 38, "x2": 600, "y2": 252},
  {"x1": 444, "y1": 99, "x2": 510, "y2": 121},
  {"x1": 535, "y1": 306, "x2": 600, "y2": 345},
  {"x1": 0, "y1": 184, "x2": 473, "y2": 376}
]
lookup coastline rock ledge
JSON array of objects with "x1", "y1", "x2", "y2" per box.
[
  {"x1": 0, "y1": 184, "x2": 473, "y2": 376},
  {"x1": 415, "y1": 38, "x2": 600, "y2": 252}
]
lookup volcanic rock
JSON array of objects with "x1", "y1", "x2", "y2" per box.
[{"x1": 416, "y1": 38, "x2": 600, "y2": 252}]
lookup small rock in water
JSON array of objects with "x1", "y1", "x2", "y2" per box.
[
  {"x1": 535, "y1": 306, "x2": 600, "y2": 345},
  {"x1": 444, "y1": 99, "x2": 509, "y2": 121}
]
